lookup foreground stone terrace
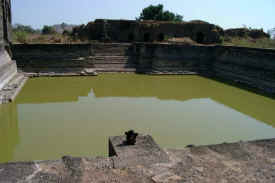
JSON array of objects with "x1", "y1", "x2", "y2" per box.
[{"x1": 1, "y1": 135, "x2": 275, "y2": 183}]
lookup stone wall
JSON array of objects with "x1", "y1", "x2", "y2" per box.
[
  {"x1": 136, "y1": 43, "x2": 275, "y2": 95},
  {"x1": 0, "y1": 0, "x2": 17, "y2": 90},
  {"x1": 135, "y1": 43, "x2": 214, "y2": 73},
  {"x1": 12, "y1": 43, "x2": 275, "y2": 96},
  {"x1": 12, "y1": 43, "x2": 137, "y2": 74},
  {"x1": 12, "y1": 44, "x2": 92, "y2": 72},
  {"x1": 212, "y1": 46, "x2": 275, "y2": 94}
]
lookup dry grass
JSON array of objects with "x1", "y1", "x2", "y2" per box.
[
  {"x1": 12, "y1": 33, "x2": 85, "y2": 44},
  {"x1": 223, "y1": 37, "x2": 275, "y2": 49}
]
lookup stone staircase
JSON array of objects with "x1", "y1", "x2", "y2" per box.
[
  {"x1": 90, "y1": 43, "x2": 137, "y2": 72},
  {"x1": 0, "y1": 73, "x2": 28, "y2": 104}
]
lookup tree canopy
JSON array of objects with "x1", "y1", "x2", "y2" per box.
[
  {"x1": 137, "y1": 4, "x2": 183, "y2": 22},
  {"x1": 42, "y1": 25, "x2": 56, "y2": 35},
  {"x1": 12, "y1": 24, "x2": 38, "y2": 34}
]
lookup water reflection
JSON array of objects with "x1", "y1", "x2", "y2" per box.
[
  {"x1": 0, "y1": 74, "x2": 275, "y2": 163},
  {"x1": 0, "y1": 103, "x2": 19, "y2": 162},
  {"x1": 16, "y1": 75, "x2": 275, "y2": 127}
]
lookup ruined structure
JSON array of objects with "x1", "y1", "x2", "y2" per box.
[
  {"x1": 73, "y1": 19, "x2": 224, "y2": 44},
  {"x1": 225, "y1": 28, "x2": 270, "y2": 39}
]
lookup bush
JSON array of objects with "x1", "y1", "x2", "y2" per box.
[{"x1": 13, "y1": 31, "x2": 28, "y2": 43}]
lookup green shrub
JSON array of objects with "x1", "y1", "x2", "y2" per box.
[{"x1": 13, "y1": 31, "x2": 28, "y2": 43}]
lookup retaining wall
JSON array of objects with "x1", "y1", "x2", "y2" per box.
[{"x1": 12, "y1": 43, "x2": 275, "y2": 95}]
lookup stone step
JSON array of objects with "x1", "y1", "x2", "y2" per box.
[
  {"x1": 95, "y1": 68, "x2": 137, "y2": 72},
  {"x1": 92, "y1": 44, "x2": 133, "y2": 56},
  {"x1": 93, "y1": 64, "x2": 136, "y2": 68},
  {"x1": 91, "y1": 56, "x2": 134, "y2": 64},
  {"x1": 8, "y1": 73, "x2": 25, "y2": 85}
]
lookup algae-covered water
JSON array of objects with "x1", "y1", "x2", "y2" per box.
[{"x1": 1, "y1": 74, "x2": 275, "y2": 163}]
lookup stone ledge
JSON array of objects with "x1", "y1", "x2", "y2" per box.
[{"x1": 0, "y1": 137, "x2": 275, "y2": 182}]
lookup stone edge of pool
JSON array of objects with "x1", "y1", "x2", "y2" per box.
[{"x1": 0, "y1": 134, "x2": 275, "y2": 183}]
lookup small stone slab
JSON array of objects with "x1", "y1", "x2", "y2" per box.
[{"x1": 109, "y1": 134, "x2": 170, "y2": 168}]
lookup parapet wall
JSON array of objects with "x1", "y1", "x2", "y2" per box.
[{"x1": 12, "y1": 43, "x2": 275, "y2": 95}]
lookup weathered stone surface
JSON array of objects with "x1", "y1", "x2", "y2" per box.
[
  {"x1": 0, "y1": 73, "x2": 27, "y2": 104},
  {"x1": 1, "y1": 138, "x2": 275, "y2": 182},
  {"x1": 109, "y1": 135, "x2": 170, "y2": 168},
  {"x1": 0, "y1": 162, "x2": 36, "y2": 182}
]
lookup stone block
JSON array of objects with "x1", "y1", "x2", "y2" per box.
[{"x1": 109, "y1": 134, "x2": 170, "y2": 168}]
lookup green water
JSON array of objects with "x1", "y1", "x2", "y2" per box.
[{"x1": 1, "y1": 74, "x2": 275, "y2": 163}]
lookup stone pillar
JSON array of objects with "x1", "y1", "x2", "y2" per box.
[{"x1": 0, "y1": 0, "x2": 17, "y2": 90}]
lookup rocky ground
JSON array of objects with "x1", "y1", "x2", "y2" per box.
[{"x1": 0, "y1": 135, "x2": 275, "y2": 183}]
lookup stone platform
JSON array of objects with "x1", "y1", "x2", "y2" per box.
[{"x1": 0, "y1": 134, "x2": 275, "y2": 183}]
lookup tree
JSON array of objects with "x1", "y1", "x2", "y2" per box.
[
  {"x1": 42, "y1": 25, "x2": 56, "y2": 35},
  {"x1": 137, "y1": 4, "x2": 183, "y2": 22},
  {"x1": 12, "y1": 24, "x2": 37, "y2": 34}
]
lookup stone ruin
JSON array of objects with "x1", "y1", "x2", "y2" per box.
[
  {"x1": 72, "y1": 19, "x2": 224, "y2": 44},
  {"x1": 224, "y1": 28, "x2": 270, "y2": 39}
]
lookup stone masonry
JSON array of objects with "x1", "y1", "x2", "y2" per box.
[{"x1": 12, "y1": 43, "x2": 275, "y2": 97}]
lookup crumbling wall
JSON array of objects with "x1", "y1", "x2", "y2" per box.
[{"x1": 73, "y1": 19, "x2": 224, "y2": 44}]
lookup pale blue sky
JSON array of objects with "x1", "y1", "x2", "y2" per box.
[{"x1": 11, "y1": 0, "x2": 275, "y2": 31}]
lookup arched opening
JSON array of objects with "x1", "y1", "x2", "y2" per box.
[
  {"x1": 144, "y1": 33, "x2": 150, "y2": 42},
  {"x1": 128, "y1": 33, "x2": 135, "y2": 42},
  {"x1": 196, "y1": 32, "x2": 205, "y2": 44},
  {"x1": 157, "y1": 33, "x2": 165, "y2": 41}
]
